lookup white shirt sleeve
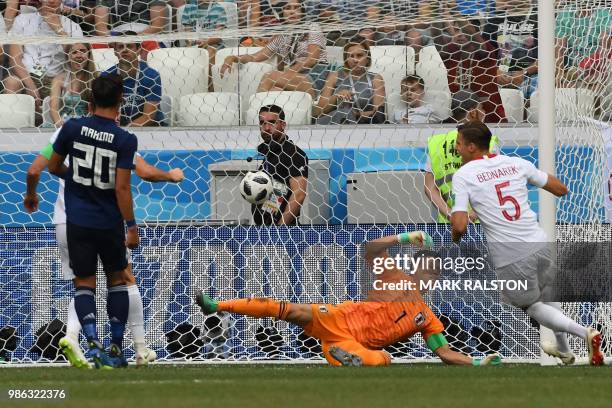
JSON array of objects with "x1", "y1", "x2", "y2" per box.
[
  {"x1": 49, "y1": 128, "x2": 62, "y2": 144},
  {"x1": 425, "y1": 155, "x2": 432, "y2": 172},
  {"x1": 522, "y1": 159, "x2": 549, "y2": 188},
  {"x1": 451, "y1": 170, "x2": 470, "y2": 213}
]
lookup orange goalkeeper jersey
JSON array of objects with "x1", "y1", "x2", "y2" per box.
[{"x1": 338, "y1": 300, "x2": 444, "y2": 349}]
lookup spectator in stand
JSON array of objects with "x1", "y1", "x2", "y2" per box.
[
  {"x1": 94, "y1": 0, "x2": 168, "y2": 36},
  {"x1": 313, "y1": 39, "x2": 386, "y2": 124},
  {"x1": 393, "y1": 75, "x2": 444, "y2": 124},
  {"x1": 5, "y1": 0, "x2": 94, "y2": 32},
  {"x1": 555, "y1": 3, "x2": 612, "y2": 87},
  {"x1": 182, "y1": 0, "x2": 228, "y2": 90},
  {"x1": 220, "y1": 0, "x2": 330, "y2": 98},
  {"x1": 48, "y1": 42, "x2": 95, "y2": 127},
  {"x1": 3, "y1": 0, "x2": 83, "y2": 125},
  {"x1": 483, "y1": 0, "x2": 539, "y2": 100},
  {"x1": 103, "y1": 32, "x2": 164, "y2": 126},
  {"x1": 577, "y1": 31, "x2": 612, "y2": 120},
  {"x1": 440, "y1": 20, "x2": 506, "y2": 123},
  {"x1": 404, "y1": 27, "x2": 431, "y2": 63}
]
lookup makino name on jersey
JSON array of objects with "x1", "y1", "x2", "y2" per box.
[{"x1": 52, "y1": 116, "x2": 137, "y2": 229}]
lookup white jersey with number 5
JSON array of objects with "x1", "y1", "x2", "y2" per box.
[{"x1": 451, "y1": 154, "x2": 549, "y2": 267}]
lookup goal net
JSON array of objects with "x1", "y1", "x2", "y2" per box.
[{"x1": 0, "y1": 0, "x2": 610, "y2": 364}]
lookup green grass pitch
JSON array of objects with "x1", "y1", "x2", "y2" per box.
[{"x1": 1, "y1": 364, "x2": 610, "y2": 408}]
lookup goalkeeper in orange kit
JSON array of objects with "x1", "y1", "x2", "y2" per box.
[{"x1": 195, "y1": 231, "x2": 501, "y2": 366}]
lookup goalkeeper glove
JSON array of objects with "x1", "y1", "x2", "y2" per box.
[
  {"x1": 398, "y1": 231, "x2": 433, "y2": 248},
  {"x1": 472, "y1": 354, "x2": 502, "y2": 366}
]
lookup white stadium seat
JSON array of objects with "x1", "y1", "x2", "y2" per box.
[
  {"x1": 177, "y1": 93, "x2": 240, "y2": 126},
  {"x1": 92, "y1": 48, "x2": 118, "y2": 72},
  {"x1": 528, "y1": 88, "x2": 596, "y2": 122},
  {"x1": 212, "y1": 62, "x2": 275, "y2": 120},
  {"x1": 415, "y1": 46, "x2": 450, "y2": 94},
  {"x1": 148, "y1": 47, "x2": 210, "y2": 115},
  {"x1": 499, "y1": 88, "x2": 525, "y2": 123},
  {"x1": 0, "y1": 95, "x2": 35, "y2": 127},
  {"x1": 246, "y1": 91, "x2": 313, "y2": 125},
  {"x1": 326, "y1": 46, "x2": 344, "y2": 67},
  {"x1": 423, "y1": 90, "x2": 452, "y2": 122}
]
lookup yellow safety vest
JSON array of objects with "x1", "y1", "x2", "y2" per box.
[{"x1": 427, "y1": 130, "x2": 499, "y2": 223}]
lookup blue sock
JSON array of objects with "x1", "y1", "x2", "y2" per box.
[
  {"x1": 107, "y1": 284, "x2": 129, "y2": 349},
  {"x1": 74, "y1": 286, "x2": 97, "y2": 343}
]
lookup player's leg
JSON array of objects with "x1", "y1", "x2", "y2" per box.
[
  {"x1": 195, "y1": 291, "x2": 313, "y2": 327},
  {"x1": 98, "y1": 222, "x2": 131, "y2": 368},
  {"x1": 497, "y1": 250, "x2": 603, "y2": 365},
  {"x1": 66, "y1": 222, "x2": 114, "y2": 369},
  {"x1": 56, "y1": 222, "x2": 90, "y2": 368},
  {"x1": 111, "y1": 265, "x2": 157, "y2": 366},
  {"x1": 323, "y1": 341, "x2": 391, "y2": 367}
]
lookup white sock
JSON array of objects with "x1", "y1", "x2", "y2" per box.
[
  {"x1": 66, "y1": 298, "x2": 81, "y2": 342},
  {"x1": 526, "y1": 302, "x2": 589, "y2": 341},
  {"x1": 544, "y1": 302, "x2": 571, "y2": 353},
  {"x1": 127, "y1": 284, "x2": 146, "y2": 354}
]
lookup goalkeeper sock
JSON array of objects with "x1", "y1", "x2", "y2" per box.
[
  {"x1": 127, "y1": 284, "x2": 146, "y2": 354},
  {"x1": 107, "y1": 284, "x2": 129, "y2": 349},
  {"x1": 74, "y1": 286, "x2": 98, "y2": 342},
  {"x1": 217, "y1": 298, "x2": 291, "y2": 320},
  {"x1": 66, "y1": 298, "x2": 81, "y2": 342},
  {"x1": 526, "y1": 302, "x2": 588, "y2": 340},
  {"x1": 544, "y1": 302, "x2": 571, "y2": 353}
]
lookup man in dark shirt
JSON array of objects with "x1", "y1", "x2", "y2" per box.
[
  {"x1": 48, "y1": 74, "x2": 138, "y2": 369},
  {"x1": 252, "y1": 104, "x2": 308, "y2": 226},
  {"x1": 94, "y1": 0, "x2": 167, "y2": 36}
]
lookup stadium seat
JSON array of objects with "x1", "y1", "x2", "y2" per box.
[
  {"x1": 326, "y1": 46, "x2": 343, "y2": 67},
  {"x1": 92, "y1": 48, "x2": 118, "y2": 72},
  {"x1": 42, "y1": 96, "x2": 53, "y2": 127},
  {"x1": 177, "y1": 93, "x2": 240, "y2": 126},
  {"x1": 161, "y1": 95, "x2": 174, "y2": 126},
  {"x1": 527, "y1": 88, "x2": 596, "y2": 122},
  {"x1": 211, "y1": 62, "x2": 275, "y2": 120},
  {"x1": 415, "y1": 46, "x2": 450, "y2": 94},
  {"x1": 499, "y1": 88, "x2": 524, "y2": 123},
  {"x1": 0, "y1": 95, "x2": 35, "y2": 127},
  {"x1": 370, "y1": 46, "x2": 415, "y2": 117},
  {"x1": 148, "y1": 47, "x2": 209, "y2": 103},
  {"x1": 423, "y1": 90, "x2": 452, "y2": 122},
  {"x1": 245, "y1": 91, "x2": 312, "y2": 125}
]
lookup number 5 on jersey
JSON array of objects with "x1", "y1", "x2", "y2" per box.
[{"x1": 495, "y1": 181, "x2": 521, "y2": 221}]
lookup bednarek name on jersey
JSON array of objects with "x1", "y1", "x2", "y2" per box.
[{"x1": 52, "y1": 116, "x2": 137, "y2": 229}]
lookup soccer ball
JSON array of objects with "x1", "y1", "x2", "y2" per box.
[{"x1": 240, "y1": 171, "x2": 273, "y2": 205}]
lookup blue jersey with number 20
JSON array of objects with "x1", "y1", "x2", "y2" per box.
[{"x1": 52, "y1": 115, "x2": 138, "y2": 229}]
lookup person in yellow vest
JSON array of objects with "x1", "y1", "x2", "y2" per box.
[{"x1": 424, "y1": 90, "x2": 500, "y2": 223}]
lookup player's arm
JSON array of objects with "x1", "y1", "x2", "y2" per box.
[
  {"x1": 523, "y1": 158, "x2": 569, "y2": 197},
  {"x1": 433, "y1": 342, "x2": 500, "y2": 366},
  {"x1": 450, "y1": 172, "x2": 470, "y2": 243},
  {"x1": 278, "y1": 175, "x2": 307, "y2": 225},
  {"x1": 24, "y1": 153, "x2": 50, "y2": 213},
  {"x1": 363, "y1": 231, "x2": 433, "y2": 266},
  {"x1": 116, "y1": 136, "x2": 139, "y2": 249},
  {"x1": 48, "y1": 151, "x2": 69, "y2": 178},
  {"x1": 424, "y1": 171, "x2": 452, "y2": 220},
  {"x1": 541, "y1": 174, "x2": 569, "y2": 197},
  {"x1": 134, "y1": 155, "x2": 184, "y2": 183}
]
